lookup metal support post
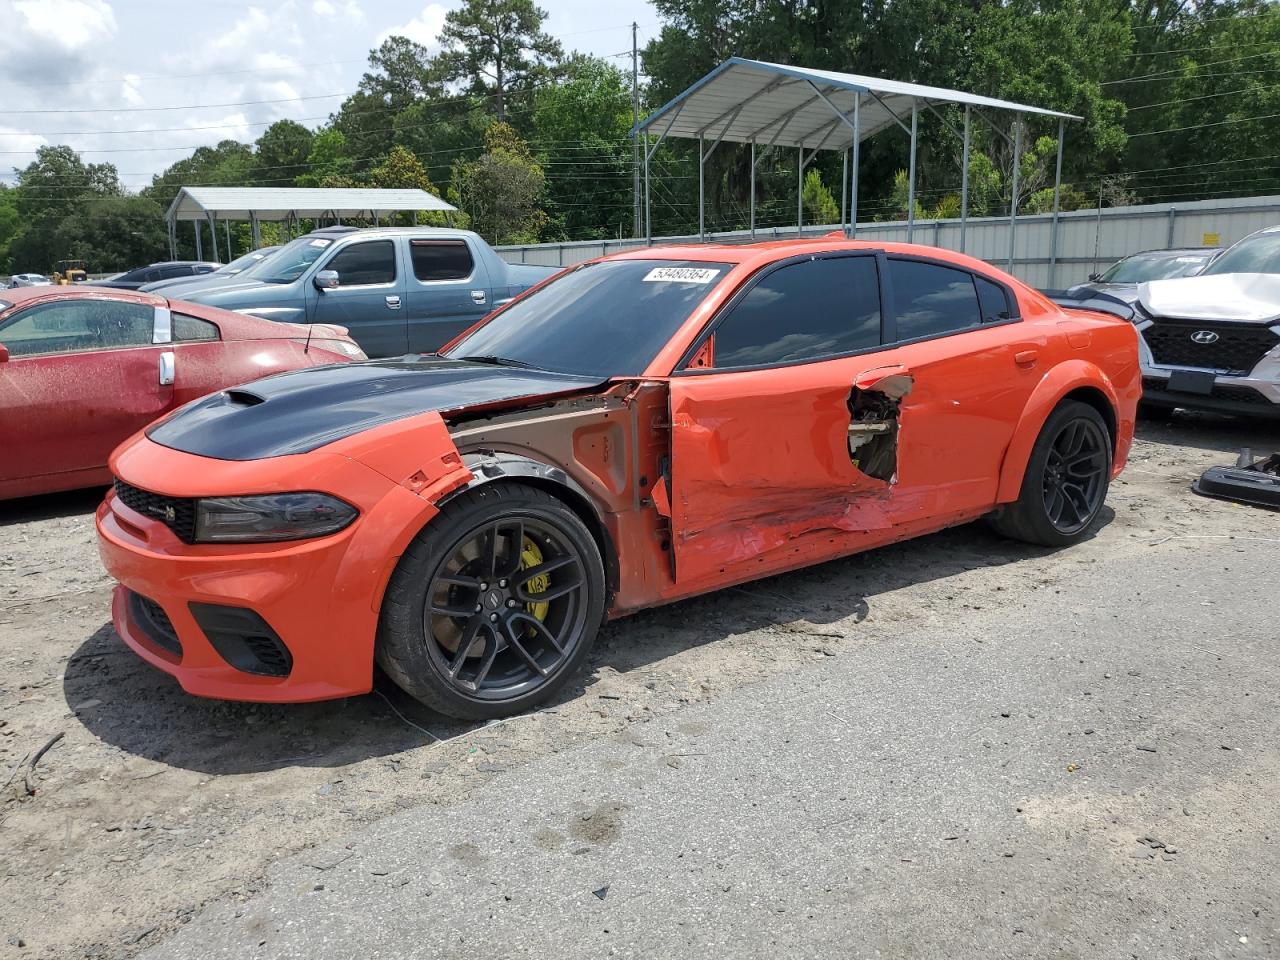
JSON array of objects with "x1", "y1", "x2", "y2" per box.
[
  {"x1": 960, "y1": 105, "x2": 971, "y2": 253},
  {"x1": 1008, "y1": 114, "x2": 1022, "y2": 270},
  {"x1": 907, "y1": 101, "x2": 918, "y2": 242}
]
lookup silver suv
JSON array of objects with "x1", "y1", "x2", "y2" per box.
[{"x1": 1134, "y1": 224, "x2": 1280, "y2": 418}]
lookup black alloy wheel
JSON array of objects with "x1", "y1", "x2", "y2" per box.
[
  {"x1": 424, "y1": 516, "x2": 590, "y2": 701},
  {"x1": 377, "y1": 482, "x2": 606, "y2": 720},
  {"x1": 989, "y1": 399, "x2": 1113, "y2": 548},
  {"x1": 1041, "y1": 417, "x2": 1109, "y2": 535}
]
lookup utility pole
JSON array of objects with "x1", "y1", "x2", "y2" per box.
[{"x1": 632, "y1": 22, "x2": 640, "y2": 238}]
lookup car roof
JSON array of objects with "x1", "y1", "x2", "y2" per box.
[
  {"x1": 606, "y1": 236, "x2": 1008, "y2": 276},
  {"x1": 0, "y1": 285, "x2": 165, "y2": 310},
  {"x1": 1119, "y1": 247, "x2": 1221, "y2": 257},
  {"x1": 294, "y1": 226, "x2": 481, "y2": 242}
]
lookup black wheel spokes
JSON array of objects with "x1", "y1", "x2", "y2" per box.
[
  {"x1": 425, "y1": 517, "x2": 590, "y2": 700},
  {"x1": 1042, "y1": 418, "x2": 1107, "y2": 533}
]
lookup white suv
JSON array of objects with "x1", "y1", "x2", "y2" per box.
[{"x1": 1134, "y1": 225, "x2": 1280, "y2": 418}]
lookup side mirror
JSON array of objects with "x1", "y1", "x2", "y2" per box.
[
  {"x1": 0, "y1": 342, "x2": 8, "y2": 363},
  {"x1": 1087, "y1": 273, "x2": 1101, "y2": 282},
  {"x1": 314, "y1": 270, "x2": 340, "y2": 291}
]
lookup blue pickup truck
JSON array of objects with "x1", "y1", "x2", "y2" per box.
[{"x1": 176, "y1": 227, "x2": 558, "y2": 358}]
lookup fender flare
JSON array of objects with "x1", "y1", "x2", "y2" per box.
[
  {"x1": 995, "y1": 359, "x2": 1121, "y2": 504},
  {"x1": 440, "y1": 450, "x2": 621, "y2": 598}
]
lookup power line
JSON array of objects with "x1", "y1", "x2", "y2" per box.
[
  {"x1": 1126, "y1": 84, "x2": 1279, "y2": 111},
  {"x1": 1128, "y1": 109, "x2": 1280, "y2": 137},
  {"x1": 0, "y1": 92, "x2": 351, "y2": 116},
  {"x1": 1103, "y1": 51, "x2": 1279, "y2": 84}
]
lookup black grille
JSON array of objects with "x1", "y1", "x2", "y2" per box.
[
  {"x1": 113, "y1": 480, "x2": 196, "y2": 543},
  {"x1": 1144, "y1": 378, "x2": 1271, "y2": 406},
  {"x1": 127, "y1": 591, "x2": 183, "y2": 658},
  {"x1": 189, "y1": 603, "x2": 293, "y2": 678},
  {"x1": 1142, "y1": 320, "x2": 1278, "y2": 374}
]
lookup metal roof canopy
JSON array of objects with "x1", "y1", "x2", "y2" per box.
[
  {"x1": 163, "y1": 187, "x2": 456, "y2": 261},
  {"x1": 634, "y1": 58, "x2": 1082, "y2": 267}
]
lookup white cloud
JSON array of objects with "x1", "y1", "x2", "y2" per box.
[
  {"x1": 312, "y1": 0, "x2": 335, "y2": 15},
  {"x1": 120, "y1": 73, "x2": 143, "y2": 106},
  {"x1": 9, "y1": 0, "x2": 116, "y2": 51},
  {"x1": 378, "y1": 3, "x2": 446, "y2": 48}
]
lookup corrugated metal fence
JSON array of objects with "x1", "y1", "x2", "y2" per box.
[{"x1": 496, "y1": 194, "x2": 1280, "y2": 289}]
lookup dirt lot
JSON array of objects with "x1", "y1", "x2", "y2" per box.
[{"x1": 1, "y1": 412, "x2": 1277, "y2": 959}]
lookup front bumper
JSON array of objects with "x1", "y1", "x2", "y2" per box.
[
  {"x1": 1136, "y1": 322, "x2": 1280, "y2": 418},
  {"x1": 96, "y1": 439, "x2": 444, "y2": 703}
]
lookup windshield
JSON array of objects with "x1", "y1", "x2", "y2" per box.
[
  {"x1": 220, "y1": 248, "x2": 277, "y2": 275},
  {"x1": 1202, "y1": 230, "x2": 1280, "y2": 276},
  {"x1": 1101, "y1": 251, "x2": 1214, "y2": 283},
  {"x1": 442, "y1": 259, "x2": 733, "y2": 378},
  {"x1": 245, "y1": 236, "x2": 336, "y2": 283}
]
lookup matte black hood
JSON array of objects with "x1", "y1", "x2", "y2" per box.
[{"x1": 147, "y1": 356, "x2": 602, "y2": 461}]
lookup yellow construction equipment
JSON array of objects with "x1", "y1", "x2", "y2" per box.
[{"x1": 51, "y1": 259, "x2": 87, "y2": 285}]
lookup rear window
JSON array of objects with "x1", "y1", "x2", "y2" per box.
[
  {"x1": 888, "y1": 259, "x2": 983, "y2": 340},
  {"x1": 443, "y1": 259, "x2": 732, "y2": 379},
  {"x1": 412, "y1": 239, "x2": 474, "y2": 281},
  {"x1": 173, "y1": 313, "x2": 220, "y2": 342}
]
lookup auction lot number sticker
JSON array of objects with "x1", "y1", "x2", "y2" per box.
[{"x1": 643, "y1": 266, "x2": 721, "y2": 284}]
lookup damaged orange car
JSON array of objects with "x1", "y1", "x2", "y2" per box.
[{"x1": 97, "y1": 239, "x2": 1140, "y2": 719}]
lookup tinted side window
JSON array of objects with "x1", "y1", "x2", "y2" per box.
[
  {"x1": 711, "y1": 256, "x2": 881, "y2": 369},
  {"x1": 976, "y1": 276, "x2": 1013, "y2": 322},
  {"x1": 0, "y1": 300, "x2": 154, "y2": 357},
  {"x1": 888, "y1": 260, "x2": 982, "y2": 340},
  {"x1": 173, "y1": 313, "x2": 220, "y2": 342},
  {"x1": 411, "y1": 240, "x2": 475, "y2": 281},
  {"x1": 157, "y1": 264, "x2": 192, "y2": 280},
  {"x1": 327, "y1": 240, "x2": 397, "y2": 286}
]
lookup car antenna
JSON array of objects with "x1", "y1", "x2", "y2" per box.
[{"x1": 303, "y1": 320, "x2": 314, "y2": 355}]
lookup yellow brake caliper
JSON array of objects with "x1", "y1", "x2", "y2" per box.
[{"x1": 520, "y1": 537, "x2": 550, "y2": 632}]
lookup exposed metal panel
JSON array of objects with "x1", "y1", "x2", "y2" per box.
[
  {"x1": 636, "y1": 57, "x2": 1079, "y2": 150},
  {"x1": 165, "y1": 187, "x2": 455, "y2": 222}
]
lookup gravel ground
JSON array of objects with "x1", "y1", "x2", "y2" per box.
[{"x1": 1, "y1": 412, "x2": 1277, "y2": 959}]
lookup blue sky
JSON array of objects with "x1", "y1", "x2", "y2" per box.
[{"x1": 0, "y1": 0, "x2": 659, "y2": 187}]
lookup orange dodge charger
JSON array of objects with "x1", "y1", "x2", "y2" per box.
[{"x1": 97, "y1": 238, "x2": 1141, "y2": 719}]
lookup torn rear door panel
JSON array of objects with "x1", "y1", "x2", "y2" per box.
[{"x1": 668, "y1": 359, "x2": 908, "y2": 587}]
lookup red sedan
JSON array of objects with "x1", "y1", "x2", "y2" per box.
[
  {"x1": 0, "y1": 286, "x2": 365, "y2": 500},
  {"x1": 97, "y1": 238, "x2": 1140, "y2": 719}
]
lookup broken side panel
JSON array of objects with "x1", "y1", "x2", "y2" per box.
[{"x1": 667, "y1": 361, "x2": 907, "y2": 589}]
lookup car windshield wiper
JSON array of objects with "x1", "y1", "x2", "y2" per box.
[{"x1": 454, "y1": 354, "x2": 539, "y2": 369}]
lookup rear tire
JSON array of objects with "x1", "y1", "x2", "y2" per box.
[
  {"x1": 990, "y1": 400, "x2": 1113, "y2": 548},
  {"x1": 377, "y1": 482, "x2": 606, "y2": 720}
]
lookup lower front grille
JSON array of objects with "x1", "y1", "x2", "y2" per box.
[
  {"x1": 189, "y1": 603, "x2": 293, "y2": 678},
  {"x1": 1142, "y1": 319, "x2": 1278, "y2": 374},
  {"x1": 1144, "y1": 377, "x2": 1272, "y2": 405},
  {"x1": 127, "y1": 591, "x2": 183, "y2": 658},
  {"x1": 113, "y1": 480, "x2": 197, "y2": 543}
]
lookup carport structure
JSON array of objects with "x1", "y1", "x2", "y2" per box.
[
  {"x1": 163, "y1": 187, "x2": 456, "y2": 261},
  {"x1": 635, "y1": 58, "x2": 1080, "y2": 267}
]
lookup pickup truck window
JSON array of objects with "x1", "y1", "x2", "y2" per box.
[
  {"x1": 411, "y1": 239, "x2": 474, "y2": 281},
  {"x1": 253, "y1": 236, "x2": 336, "y2": 284},
  {"x1": 326, "y1": 240, "x2": 397, "y2": 286}
]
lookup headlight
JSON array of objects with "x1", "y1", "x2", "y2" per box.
[{"x1": 193, "y1": 492, "x2": 358, "y2": 543}]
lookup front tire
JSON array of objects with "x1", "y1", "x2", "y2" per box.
[
  {"x1": 377, "y1": 482, "x2": 606, "y2": 720},
  {"x1": 990, "y1": 400, "x2": 1113, "y2": 547}
]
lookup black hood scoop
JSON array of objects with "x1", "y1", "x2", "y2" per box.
[{"x1": 147, "y1": 356, "x2": 603, "y2": 461}]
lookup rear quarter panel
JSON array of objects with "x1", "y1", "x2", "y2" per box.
[{"x1": 994, "y1": 300, "x2": 1141, "y2": 503}]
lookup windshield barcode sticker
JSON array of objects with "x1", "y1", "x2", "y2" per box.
[
  {"x1": 642, "y1": 266, "x2": 721, "y2": 284},
  {"x1": 309, "y1": 238, "x2": 332, "y2": 247}
]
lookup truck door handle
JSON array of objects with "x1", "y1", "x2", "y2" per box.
[
  {"x1": 158, "y1": 351, "x2": 175, "y2": 386},
  {"x1": 1014, "y1": 349, "x2": 1038, "y2": 366},
  {"x1": 471, "y1": 289, "x2": 487, "y2": 305},
  {"x1": 385, "y1": 295, "x2": 401, "y2": 310}
]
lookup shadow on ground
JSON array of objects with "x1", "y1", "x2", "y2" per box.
[{"x1": 62, "y1": 511, "x2": 1081, "y2": 777}]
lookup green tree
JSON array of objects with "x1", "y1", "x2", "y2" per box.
[
  {"x1": 254, "y1": 120, "x2": 315, "y2": 185},
  {"x1": 370, "y1": 145, "x2": 451, "y2": 225},
  {"x1": 802, "y1": 170, "x2": 840, "y2": 225},
  {"x1": 532, "y1": 55, "x2": 634, "y2": 239},
  {"x1": 438, "y1": 0, "x2": 563, "y2": 122},
  {"x1": 14, "y1": 145, "x2": 121, "y2": 223},
  {"x1": 51, "y1": 196, "x2": 169, "y2": 272},
  {"x1": 0, "y1": 185, "x2": 19, "y2": 273},
  {"x1": 450, "y1": 121, "x2": 547, "y2": 243},
  {"x1": 295, "y1": 129, "x2": 357, "y2": 187}
]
